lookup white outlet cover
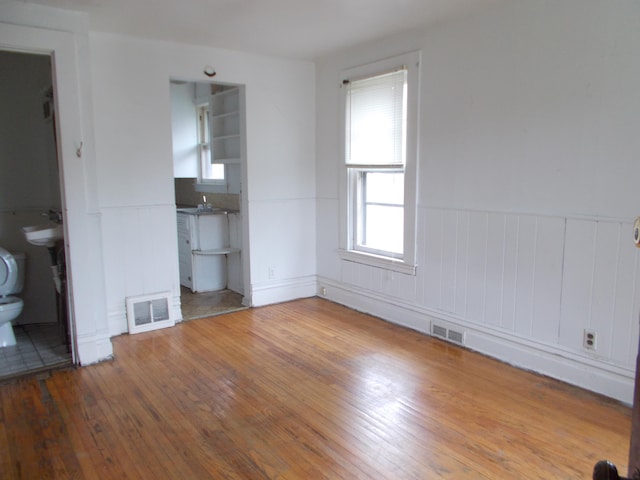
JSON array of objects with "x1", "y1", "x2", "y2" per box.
[{"x1": 583, "y1": 329, "x2": 597, "y2": 350}]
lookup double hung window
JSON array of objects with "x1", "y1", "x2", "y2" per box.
[
  {"x1": 341, "y1": 52, "x2": 420, "y2": 274},
  {"x1": 197, "y1": 103, "x2": 225, "y2": 184}
]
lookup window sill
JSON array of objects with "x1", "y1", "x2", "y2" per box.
[{"x1": 338, "y1": 249, "x2": 417, "y2": 276}]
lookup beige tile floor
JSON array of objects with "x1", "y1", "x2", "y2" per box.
[{"x1": 180, "y1": 287, "x2": 246, "y2": 321}]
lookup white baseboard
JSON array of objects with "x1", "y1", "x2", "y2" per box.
[
  {"x1": 318, "y1": 277, "x2": 635, "y2": 405},
  {"x1": 107, "y1": 305, "x2": 127, "y2": 336},
  {"x1": 75, "y1": 329, "x2": 113, "y2": 365},
  {"x1": 251, "y1": 275, "x2": 317, "y2": 307}
]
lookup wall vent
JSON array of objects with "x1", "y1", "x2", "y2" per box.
[
  {"x1": 126, "y1": 291, "x2": 175, "y2": 334},
  {"x1": 431, "y1": 321, "x2": 465, "y2": 346},
  {"x1": 432, "y1": 324, "x2": 447, "y2": 339}
]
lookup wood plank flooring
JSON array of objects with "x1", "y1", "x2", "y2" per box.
[{"x1": 0, "y1": 298, "x2": 631, "y2": 479}]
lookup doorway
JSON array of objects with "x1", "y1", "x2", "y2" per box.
[
  {"x1": 170, "y1": 80, "x2": 247, "y2": 320},
  {"x1": 0, "y1": 50, "x2": 72, "y2": 379}
]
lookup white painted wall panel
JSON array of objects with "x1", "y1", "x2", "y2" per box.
[
  {"x1": 484, "y1": 213, "x2": 506, "y2": 328},
  {"x1": 500, "y1": 215, "x2": 520, "y2": 332},
  {"x1": 453, "y1": 210, "x2": 470, "y2": 318},
  {"x1": 465, "y1": 211, "x2": 488, "y2": 324},
  {"x1": 559, "y1": 220, "x2": 595, "y2": 351},
  {"x1": 422, "y1": 208, "x2": 443, "y2": 309},
  {"x1": 248, "y1": 198, "x2": 316, "y2": 287},
  {"x1": 513, "y1": 215, "x2": 537, "y2": 338},
  {"x1": 615, "y1": 236, "x2": 640, "y2": 366},
  {"x1": 101, "y1": 205, "x2": 180, "y2": 333},
  {"x1": 440, "y1": 210, "x2": 457, "y2": 314},
  {"x1": 530, "y1": 216, "x2": 564, "y2": 343},
  {"x1": 422, "y1": 208, "x2": 640, "y2": 370},
  {"x1": 590, "y1": 222, "x2": 621, "y2": 358},
  {"x1": 315, "y1": 198, "x2": 341, "y2": 280}
]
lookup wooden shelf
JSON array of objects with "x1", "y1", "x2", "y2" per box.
[{"x1": 193, "y1": 247, "x2": 241, "y2": 256}]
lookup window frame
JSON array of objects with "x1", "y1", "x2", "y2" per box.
[
  {"x1": 339, "y1": 51, "x2": 420, "y2": 275},
  {"x1": 196, "y1": 102, "x2": 226, "y2": 189}
]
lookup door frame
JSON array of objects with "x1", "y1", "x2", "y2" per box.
[{"x1": 0, "y1": 19, "x2": 111, "y2": 364}]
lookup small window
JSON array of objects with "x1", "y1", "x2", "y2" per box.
[
  {"x1": 340, "y1": 52, "x2": 420, "y2": 274},
  {"x1": 197, "y1": 103, "x2": 225, "y2": 183}
]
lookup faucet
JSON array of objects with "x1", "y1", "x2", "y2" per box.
[
  {"x1": 42, "y1": 209, "x2": 63, "y2": 224},
  {"x1": 199, "y1": 195, "x2": 212, "y2": 212}
]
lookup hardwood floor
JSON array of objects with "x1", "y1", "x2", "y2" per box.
[{"x1": 0, "y1": 298, "x2": 631, "y2": 479}]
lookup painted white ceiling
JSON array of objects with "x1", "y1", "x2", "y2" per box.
[{"x1": 17, "y1": 0, "x2": 503, "y2": 60}]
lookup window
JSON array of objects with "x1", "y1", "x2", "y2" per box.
[
  {"x1": 197, "y1": 103, "x2": 225, "y2": 184},
  {"x1": 340, "y1": 52, "x2": 420, "y2": 274}
]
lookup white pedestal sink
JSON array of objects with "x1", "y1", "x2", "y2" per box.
[{"x1": 22, "y1": 224, "x2": 64, "y2": 248}]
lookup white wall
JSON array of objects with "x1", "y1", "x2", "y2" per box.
[
  {"x1": 89, "y1": 33, "x2": 317, "y2": 333},
  {"x1": 316, "y1": 0, "x2": 640, "y2": 403}
]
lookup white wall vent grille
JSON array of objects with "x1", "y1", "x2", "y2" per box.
[
  {"x1": 431, "y1": 321, "x2": 465, "y2": 346},
  {"x1": 126, "y1": 291, "x2": 175, "y2": 334}
]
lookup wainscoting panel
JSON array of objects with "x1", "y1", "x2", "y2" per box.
[
  {"x1": 420, "y1": 207, "x2": 639, "y2": 370},
  {"x1": 101, "y1": 205, "x2": 181, "y2": 335},
  {"x1": 341, "y1": 258, "x2": 417, "y2": 303},
  {"x1": 560, "y1": 219, "x2": 640, "y2": 365}
]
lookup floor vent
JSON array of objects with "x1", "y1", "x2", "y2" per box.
[
  {"x1": 431, "y1": 322, "x2": 465, "y2": 346},
  {"x1": 126, "y1": 291, "x2": 175, "y2": 334}
]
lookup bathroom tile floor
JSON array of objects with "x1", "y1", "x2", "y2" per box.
[
  {"x1": 180, "y1": 287, "x2": 246, "y2": 321},
  {"x1": 0, "y1": 323, "x2": 71, "y2": 380}
]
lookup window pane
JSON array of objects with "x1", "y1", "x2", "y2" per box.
[
  {"x1": 361, "y1": 204, "x2": 404, "y2": 254},
  {"x1": 210, "y1": 164, "x2": 224, "y2": 179},
  {"x1": 365, "y1": 171, "x2": 404, "y2": 205},
  {"x1": 198, "y1": 102, "x2": 224, "y2": 182}
]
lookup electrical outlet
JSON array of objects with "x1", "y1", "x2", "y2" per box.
[
  {"x1": 321, "y1": 287, "x2": 327, "y2": 296},
  {"x1": 583, "y1": 329, "x2": 597, "y2": 350},
  {"x1": 268, "y1": 266, "x2": 276, "y2": 280}
]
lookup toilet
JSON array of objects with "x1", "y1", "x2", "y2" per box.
[{"x1": 0, "y1": 247, "x2": 25, "y2": 347}]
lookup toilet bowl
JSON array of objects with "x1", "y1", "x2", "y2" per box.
[{"x1": 0, "y1": 248, "x2": 25, "y2": 347}]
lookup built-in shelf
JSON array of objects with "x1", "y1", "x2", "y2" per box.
[
  {"x1": 212, "y1": 111, "x2": 239, "y2": 120},
  {"x1": 210, "y1": 87, "x2": 243, "y2": 165},
  {"x1": 213, "y1": 134, "x2": 240, "y2": 141}
]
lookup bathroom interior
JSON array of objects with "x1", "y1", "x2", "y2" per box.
[
  {"x1": 0, "y1": 50, "x2": 72, "y2": 380},
  {"x1": 170, "y1": 79, "x2": 246, "y2": 320}
]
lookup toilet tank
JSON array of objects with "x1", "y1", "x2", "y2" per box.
[{"x1": 10, "y1": 253, "x2": 25, "y2": 294}]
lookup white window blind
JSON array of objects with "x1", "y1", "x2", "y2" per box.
[{"x1": 345, "y1": 68, "x2": 407, "y2": 167}]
